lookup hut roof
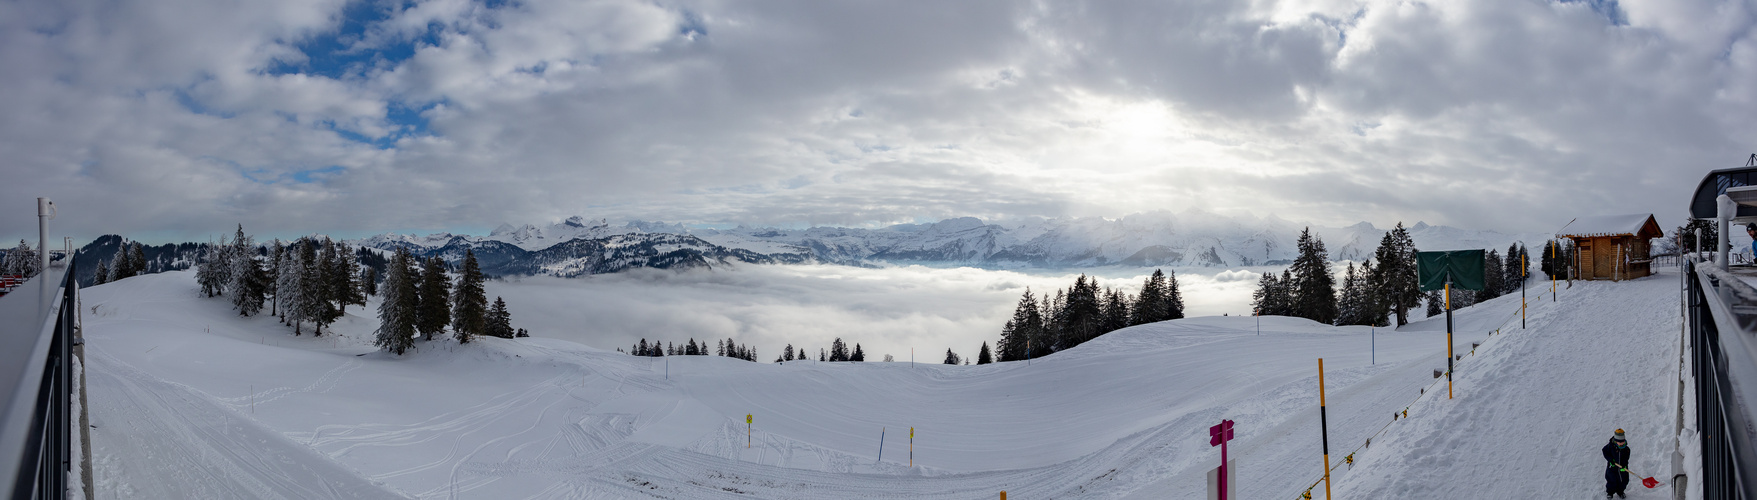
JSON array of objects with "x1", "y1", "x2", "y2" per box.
[{"x1": 1558, "y1": 214, "x2": 1662, "y2": 239}]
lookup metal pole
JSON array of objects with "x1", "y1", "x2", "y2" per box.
[
  {"x1": 1446, "y1": 280, "x2": 1454, "y2": 400},
  {"x1": 1319, "y1": 358, "x2": 1332, "y2": 500},
  {"x1": 1718, "y1": 194, "x2": 1735, "y2": 271},
  {"x1": 1521, "y1": 248, "x2": 1527, "y2": 329},
  {"x1": 37, "y1": 197, "x2": 52, "y2": 275},
  {"x1": 1371, "y1": 326, "x2": 1375, "y2": 365}
]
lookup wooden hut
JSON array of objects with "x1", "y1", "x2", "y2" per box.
[{"x1": 1558, "y1": 214, "x2": 1663, "y2": 281}]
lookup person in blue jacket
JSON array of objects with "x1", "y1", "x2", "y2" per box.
[
  {"x1": 1602, "y1": 429, "x2": 1630, "y2": 498},
  {"x1": 1747, "y1": 223, "x2": 1756, "y2": 259}
]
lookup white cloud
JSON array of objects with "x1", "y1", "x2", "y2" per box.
[
  {"x1": 485, "y1": 264, "x2": 1261, "y2": 363},
  {"x1": 2, "y1": 0, "x2": 1751, "y2": 244}
]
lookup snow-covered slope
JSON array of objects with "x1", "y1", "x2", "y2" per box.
[{"x1": 80, "y1": 268, "x2": 1678, "y2": 499}]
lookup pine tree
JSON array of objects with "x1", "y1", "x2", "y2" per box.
[
  {"x1": 851, "y1": 343, "x2": 865, "y2": 362},
  {"x1": 228, "y1": 226, "x2": 267, "y2": 316},
  {"x1": 268, "y1": 240, "x2": 284, "y2": 316},
  {"x1": 486, "y1": 296, "x2": 514, "y2": 339},
  {"x1": 450, "y1": 250, "x2": 487, "y2": 344},
  {"x1": 307, "y1": 239, "x2": 340, "y2": 336},
  {"x1": 3, "y1": 240, "x2": 38, "y2": 278},
  {"x1": 416, "y1": 256, "x2": 452, "y2": 341},
  {"x1": 1288, "y1": 227, "x2": 1337, "y2": 325},
  {"x1": 977, "y1": 342, "x2": 992, "y2": 365},
  {"x1": 361, "y1": 267, "x2": 378, "y2": 297},
  {"x1": 830, "y1": 338, "x2": 849, "y2": 362},
  {"x1": 129, "y1": 242, "x2": 146, "y2": 277},
  {"x1": 1480, "y1": 249, "x2": 1504, "y2": 302},
  {"x1": 1334, "y1": 262, "x2": 1361, "y2": 326},
  {"x1": 1359, "y1": 258, "x2": 1387, "y2": 327},
  {"x1": 783, "y1": 344, "x2": 795, "y2": 361},
  {"x1": 374, "y1": 248, "x2": 419, "y2": 355},
  {"x1": 998, "y1": 289, "x2": 1042, "y2": 362},
  {"x1": 943, "y1": 349, "x2": 960, "y2": 365},
  {"x1": 278, "y1": 240, "x2": 305, "y2": 331},
  {"x1": 1131, "y1": 270, "x2": 1168, "y2": 325},
  {"x1": 1100, "y1": 288, "x2": 1130, "y2": 335},
  {"x1": 1503, "y1": 244, "x2": 1524, "y2": 295},
  {"x1": 93, "y1": 258, "x2": 108, "y2": 285},
  {"x1": 1165, "y1": 269, "x2": 1184, "y2": 320},
  {"x1": 333, "y1": 241, "x2": 365, "y2": 314},
  {"x1": 1373, "y1": 223, "x2": 1422, "y2": 326},
  {"x1": 1426, "y1": 289, "x2": 1444, "y2": 317},
  {"x1": 196, "y1": 237, "x2": 226, "y2": 297},
  {"x1": 1251, "y1": 272, "x2": 1276, "y2": 316}
]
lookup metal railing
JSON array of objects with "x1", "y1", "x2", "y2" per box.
[
  {"x1": 0, "y1": 261, "x2": 75, "y2": 500},
  {"x1": 1684, "y1": 257, "x2": 1757, "y2": 499}
]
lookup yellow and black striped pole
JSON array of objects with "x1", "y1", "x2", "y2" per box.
[
  {"x1": 1446, "y1": 281, "x2": 1454, "y2": 399},
  {"x1": 1319, "y1": 358, "x2": 1332, "y2": 500}
]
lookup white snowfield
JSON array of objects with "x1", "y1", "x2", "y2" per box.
[{"x1": 80, "y1": 268, "x2": 1681, "y2": 499}]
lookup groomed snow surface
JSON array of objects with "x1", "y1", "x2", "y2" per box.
[{"x1": 81, "y1": 268, "x2": 1681, "y2": 499}]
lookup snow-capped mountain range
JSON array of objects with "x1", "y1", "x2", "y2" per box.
[{"x1": 349, "y1": 212, "x2": 1552, "y2": 277}]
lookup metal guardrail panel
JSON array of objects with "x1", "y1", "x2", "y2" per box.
[
  {"x1": 0, "y1": 265, "x2": 70, "y2": 500},
  {"x1": 1688, "y1": 258, "x2": 1757, "y2": 499}
]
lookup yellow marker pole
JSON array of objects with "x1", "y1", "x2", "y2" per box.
[
  {"x1": 1000, "y1": 492, "x2": 1006, "y2": 500},
  {"x1": 1319, "y1": 358, "x2": 1332, "y2": 500},
  {"x1": 747, "y1": 414, "x2": 752, "y2": 448},
  {"x1": 909, "y1": 427, "x2": 914, "y2": 467}
]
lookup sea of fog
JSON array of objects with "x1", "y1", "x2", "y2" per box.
[{"x1": 483, "y1": 264, "x2": 1287, "y2": 364}]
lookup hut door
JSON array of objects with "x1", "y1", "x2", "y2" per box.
[
  {"x1": 1579, "y1": 241, "x2": 1595, "y2": 279},
  {"x1": 1595, "y1": 241, "x2": 1614, "y2": 279}
]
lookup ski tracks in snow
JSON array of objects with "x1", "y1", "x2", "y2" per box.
[{"x1": 86, "y1": 349, "x2": 405, "y2": 500}]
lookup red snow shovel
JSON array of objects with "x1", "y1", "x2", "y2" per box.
[{"x1": 1616, "y1": 464, "x2": 1661, "y2": 489}]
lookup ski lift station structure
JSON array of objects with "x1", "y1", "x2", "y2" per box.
[{"x1": 1556, "y1": 214, "x2": 1662, "y2": 281}]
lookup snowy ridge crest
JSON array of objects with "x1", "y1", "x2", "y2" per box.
[{"x1": 351, "y1": 211, "x2": 1550, "y2": 275}]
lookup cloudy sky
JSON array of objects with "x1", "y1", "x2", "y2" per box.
[{"x1": 3, "y1": 0, "x2": 1752, "y2": 245}]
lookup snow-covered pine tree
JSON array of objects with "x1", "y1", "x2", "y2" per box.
[
  {"x1": 196, "y1": 238, "x2": 222, "y2": 297},
  {"x1": 416, "y1": 256, "x2": 451, "y2": 341},
  {"x1": 637, "y1": 339, "x2": 650, "y2": 356},
  {"x1": 278, "y1": 240, "x2": 305, "y2": 330},
  {"x1": 943, "y1": 349, "x2": 959, "y2": 365},
  {"x1": 1289, "y1": 227, "x2": 1337, "y2": 325},
  {"x1": 486, "y1": 296, "x2": 514, "y2": 339},
  {"x1": 229, "y1": 226, "x2": 267, "y2": 316},
  {"x1": 717, "y1": 339, "x2": 726, "y2": 357},
  {"x1": 977, "y1": 342, "x2": 992, "y2": 364},
  {"x1": 92, "y1": 258, "x2": 108, "y2": 285},
  {"x1": 851, "y1": 344, "x2": 864, "y2": 362},
  {"x1": 1425, "y1": 289, "x2": 1444, "y2": 317},
  {"x1": 783, "y1": 344, "x2": 794, "y2": 361},
  {"x1": 268, "y1": 240, "x2": 284, "y2": 317},
  {"x1": 373, "y1": 248, "x2": 419, "y2": 355}
]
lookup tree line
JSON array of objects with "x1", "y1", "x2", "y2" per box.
[
  {"x1": 194, "y1": 224, "x2": 523, "y2": 356},
  {"x1": 994, "y1": 268, "x2": 1185, "y2": 362}
]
